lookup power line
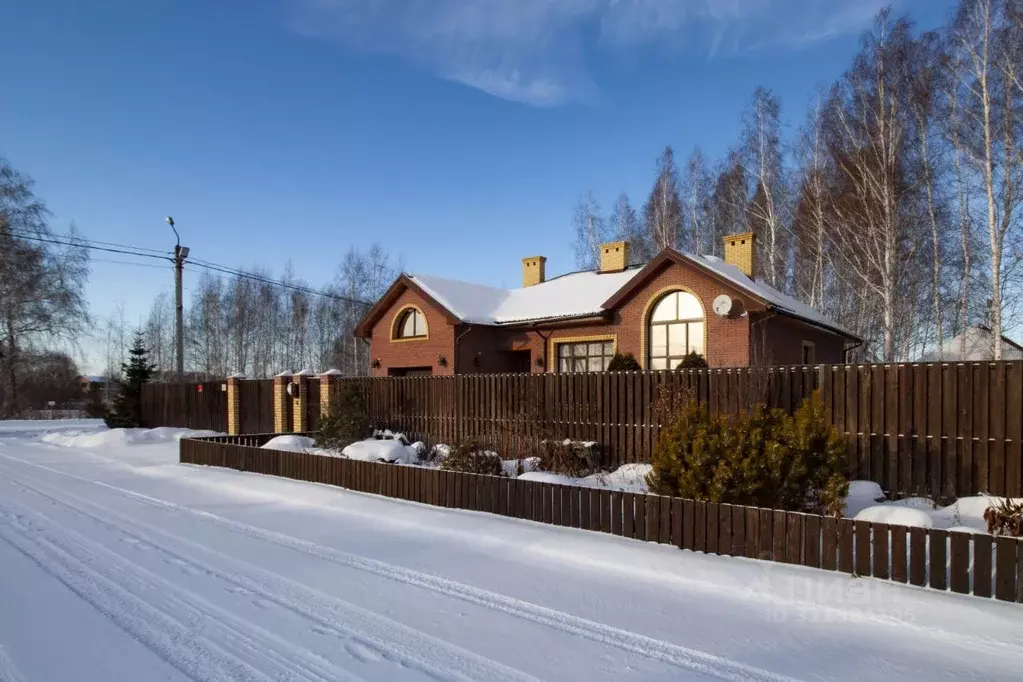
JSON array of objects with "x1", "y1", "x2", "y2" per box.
[{"x1": 3, "y1": 227, "x2": 373, "y2": 306}]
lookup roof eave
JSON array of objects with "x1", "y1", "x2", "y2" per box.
[{"x1": 353, "y1": 274, "x2": 462, "y2": 338}]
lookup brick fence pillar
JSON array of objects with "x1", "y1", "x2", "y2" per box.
[
  {"x1": 319, "y1": 369, "x2": 341, "y2": 418},
  {"x1": 227, "y1": 376, "x2": 242, "y2": 435},
  {"x1": 293, "y1": 374, "x2": 309, "y2": 432},
  {"x1": 273, "y1": 373, "x2": 292, "y2": 433}
]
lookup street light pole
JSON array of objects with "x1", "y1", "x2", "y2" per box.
[{"x1": 166, "y1": 217, "x2": 188, "y2": 379}]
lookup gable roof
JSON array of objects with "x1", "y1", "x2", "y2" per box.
[
  {"x1": 921, "y1": 325, "x2": 1023, "y2": 361},
  {"x1": 411, "y1": 267, "x2": 643, "y2": 325},
  {"x1": 355, "y1": 247, "x2": 856, "y2": 340}
]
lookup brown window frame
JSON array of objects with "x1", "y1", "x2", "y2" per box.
[
  {"x1": 556, "y1": 341, "x2": 614, "y2": 373},
  {"x1": 393, "y1": 307, "x2": 428, "y2": 340},
  {"x1": 801, "y1": 341, "x2": 815, "y2": 365},
  {"x1": 648, "y1": 291, "x2": 705, "y2": 370}
]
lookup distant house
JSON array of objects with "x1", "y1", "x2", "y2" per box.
[
  {"x1": 78, "y1": 375, "x2": 106, "y2": 394},
  {"x1": 922, "y1": 326, "x2": 1023, "y2": 361},
  {"x1": 354, "y1": 234, "x2": 859, "y2": 376}
]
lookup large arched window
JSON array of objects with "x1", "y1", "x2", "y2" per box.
[
  {"x1": 648, "y1": 291, "x2": 704, "y2": 369},
  {"x1": 393, "y1": 307, "x2": 428, "y2": 339}
]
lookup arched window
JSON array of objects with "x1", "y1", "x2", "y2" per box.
[
  {"x1": 394, "y1": 307, "x2": 427, "y2": 339},
  {"x1": 648, "y1": 291, "x2": 704, "y2": 369}
]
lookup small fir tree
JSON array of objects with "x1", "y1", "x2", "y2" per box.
[
  {"x1": 317, "y1": 381, "x2": 369, "y2": 451},
  {"x1": 607, "y1": 352, "x2": 641, "y2": 371},
  {"x1": 677, "y1": 351, "x2": 708, "y2": 369},
  {"x1": 104, "y1": 331, "x2": 155, "y2": 429}
]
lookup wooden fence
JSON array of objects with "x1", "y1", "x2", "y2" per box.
[
  {"x1": 148, "y1": 361, "x2": 1023, "y2": 499},
  {"x1": 140, "y1": 380, "x2": 227, "y2": 432},
  {"x1": 180, "y1": 435, "x2": 1023, "y2": 604}
]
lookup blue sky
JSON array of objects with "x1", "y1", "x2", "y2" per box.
[{"x1": 2, "y1": 0, "x2": 955, "y2": 371}]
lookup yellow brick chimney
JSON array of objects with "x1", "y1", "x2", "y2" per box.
[
  {"x1": 723, "y1": 232, "x2": 756, "y2": 279},
  {"x1": 522, "y1": 256, "x2": 547, "y2": 287},
  {"x1": 599, "y1": 241, "x2": 629, "y2": 273}
]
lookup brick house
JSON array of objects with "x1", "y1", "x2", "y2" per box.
[{"x1": 354, "y1": 234, "x2": 859, "y2": 376}]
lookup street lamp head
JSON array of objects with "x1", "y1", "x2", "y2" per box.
[{"x1": 165, "y1": 216, "x2": 175, "y2": 227}]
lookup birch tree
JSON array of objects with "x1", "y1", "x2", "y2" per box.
[
  {"x1": 949, "y1": 0, "x2": 1023, "y2": 359},
  {"x1": 572, "y1": 191, "x2": 609, "y2": 269},
  {"x1": 823, "y1": 10, "x2": 920, "y2": 360},
  {"x1": 680, "y1": 148, "x2": 713, "y2": 255},
  {"x1": 643, "y1": 146, "x2": 683, "y2": 252},
  {"x1": 740, "y1": 87, "x2": 789, "y2": 287},
  {"x1": 607, "y1": 192, "x2": 644, "y2": 264}
]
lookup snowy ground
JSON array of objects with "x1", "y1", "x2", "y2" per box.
[{"x1": 0, "y1": 421, "x2": 1021, "y2": 681}]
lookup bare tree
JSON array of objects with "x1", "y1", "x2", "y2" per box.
[
  {"x1": 572, "y1": 190, "x2": 609, "y2": 269},
  {"x1": 643, "y1": 146, "x2": 683, "y2": 252},
  {"x1": 680, "y1": 148, "x2": 713, "y2": 254},
  {"x1": 709, "y1": 151, "x2": 749, "y2": 256},
  {"x1": 0, "y1": 158, "x2": 89, "y2": 415},
  {"x1": 607, "y1": 192, "x2": 644, "y2": 264},
  {"x1": 740, "y1": 87, "x2": 790, "y2": 287},
  {"x1": 949, "y1": 0, "x2": 1023, "y2": 359},
  {"x1": 822, "y1": 10, "x2": 922, "y2": 361}
]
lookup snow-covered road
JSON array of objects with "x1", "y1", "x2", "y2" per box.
[{"x1": 0, "y1": 423, "x2": 1020, "y2": 681}]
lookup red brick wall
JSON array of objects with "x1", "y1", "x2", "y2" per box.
[
  {"x1": 367, "y1": 261, "x2": 846, "y2": 373},
  {"x1": 753, "y1": 314, "x2": 847, "y2": 366},
  {"x1": 539, "y1": 261, "x2": 755, "y2": 368},
  {"x1": 367, "y1": 288, "x2": 455, "y2": 376}
]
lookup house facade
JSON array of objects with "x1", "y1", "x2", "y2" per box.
[{"x1": 354, "y1": 235, "x2": 858, "y2": 376}]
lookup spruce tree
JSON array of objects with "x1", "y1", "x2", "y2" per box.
[{"x1": 104, "y1": 331, "x2": 155, "y2": 429}]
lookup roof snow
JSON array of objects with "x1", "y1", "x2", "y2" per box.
[
  {"x1": 686, "y1": 253, "x2": 851, "y2": 335},
  {"x1": 411, "y1": 267, "x2": 643, "y2": 325},
  {"x1": 410, "y1": 250, "x2": 849, "y2": 335}
]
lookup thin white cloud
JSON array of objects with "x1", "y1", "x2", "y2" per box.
[{"x1": 288, "y1": 0, "x2": 888, "y2": 106}]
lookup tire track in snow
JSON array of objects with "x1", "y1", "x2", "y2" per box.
[
  {"x1": 0, "y1": 465, "x2": 538, "y2": 682},
  {"x1": 0, "y1": 647, "x2": 26, "y2": 682},
  {"x1": 0, "y1": 504, "x2": 277, "y2": 682},
  {"x1": 1, "y1": 453, "x2": 801, "y2": 682},
  {"x1": 2, "y1": 501, "x2": 365, "y2": 682}
]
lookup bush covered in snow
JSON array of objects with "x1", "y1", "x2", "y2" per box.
[
  {"x1": 647, "y1": 391, "x2": 848, "y2": 515},
  {"x1": 317, "y1": 381, "x2": 369, "y2": 452},
  {"x1": 535, "y1": 439, "x2": 601, "y2": 477},
  {"x1": 440, "y1": 441, "x2": 503, "y2": 476}
]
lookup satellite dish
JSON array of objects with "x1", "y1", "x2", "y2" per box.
[{"x1": 713, "y1": 294, "x2": 734, "y2": 318}]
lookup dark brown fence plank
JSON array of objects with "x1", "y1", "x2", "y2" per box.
[
  {"x1": 646, "y1": 495, "x2": 659, "y2": 542},
  {"x1": 821, "y1": 517, "x2": 837, "y2": 570},
  {"x1": 622, "y1": 492, "x2": 635, "y2": 538},
  {"x1": 707, "y1": 503, "x2": 720, "y2": 555},
  {"x1": 773, "y1": 510, "x2": 787, "y2": 563},
  {"x1": 930, "y1": 529, "x2": 948, "y2": 591},
  {"x1": 890, "y1": 525, "x2": 907, "y2": 583},
  {"x1": 995, "y1": 537, "x2": 1018, "y2": 602},
  {"x1": 854, "y1": 520, "x2": 871, "y2": 576},
  {"x1": 872, "y1": 523, "x2": 889, "y2": 580},
  {"x1": 660, "y1": 496, "x2": 672, "y2": 544},
  {"x1": 949, "y1": 532, "x2": 970, "y2": 595},
  {"x1": 838, "y1": 519, "x2": 854, "y2": 574},
  {"x1": 973, "y1": 533, "x2": 992, "y2": 598},
  {"x1": 671, "y1": 498, "x2": 683, "y2": 548},
  {"x1": 803, "y1": 515, "x2": 821, "y2": 569}
]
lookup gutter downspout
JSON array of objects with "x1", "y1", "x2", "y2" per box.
[
  {"x1": 454, "y1": 325, "x2": 473, "y2": 374},
  {"x1": 532, "y1": 327, "x2": 552, "y2": 373}
]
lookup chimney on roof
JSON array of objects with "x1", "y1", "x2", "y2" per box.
[
  {"x1": 599, "y1": 240, "x2": 629, "y2": 273},
  {"x1": 521, "y1": 255, "x2": 547, "y2": 287},
  {"x1": 723, "y1": 232, "x2": 756, "y2": 279}
]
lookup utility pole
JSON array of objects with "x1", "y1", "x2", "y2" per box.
[{"x1": 166, "y1": 216, "x2": 189, "y2": 378}]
